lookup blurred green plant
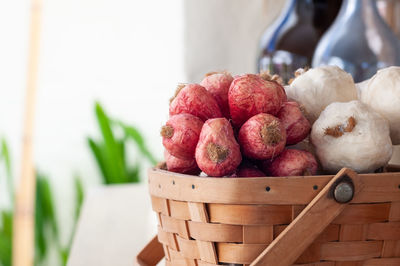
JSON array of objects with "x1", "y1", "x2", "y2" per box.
[
  {"x1": 0, "y1": 138, "x2": 84, "y2": 266},
  {"x1": 88, "y1": 102, "x2": 157, "y2": 184},
  {"x1": 59, "y1": 176, "x2": 84, "y2": 266},
  {"x1": 0, "y1": 139, "x2": 13, "y2": 266},
  {"x1": 1, "y1": 102, "x2": 155, "y2": 265},
  {"x1": 34, "y1": 172, "x2": 66, "y2": 266}
]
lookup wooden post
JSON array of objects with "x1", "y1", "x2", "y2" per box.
[{"x1": 12, "y1": 0, "x2": 42, "y2": 265}]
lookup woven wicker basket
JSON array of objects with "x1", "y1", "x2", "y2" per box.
[{"x1": 137, "y1": 166, "x2": 400, "y2": 266}]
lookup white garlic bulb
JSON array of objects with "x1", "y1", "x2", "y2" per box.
[
  {"x1": 360, "y1": 66, "x2": 400, "y2": 144},
  {"x1": 311, "y1": 101, "x2": 392, "y2": 173},
  {"x1": 286, "y1": 66, "x2": 358, "y2": 123}
]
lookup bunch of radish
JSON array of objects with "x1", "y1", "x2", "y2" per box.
[{"x1": 161, "y1": 71, "x2": 318, "y2": 177}]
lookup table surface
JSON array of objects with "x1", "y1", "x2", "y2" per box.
[{"x1": 67, "y1": 183, "x2": 158, "y2": 266}]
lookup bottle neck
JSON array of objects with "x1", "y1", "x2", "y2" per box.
[
  {"x1": 339, "y1": 0, "x2": 380, "y2": 18},
  {"x1": 275, "y1": 0, "x2": 314, "y2": 23},
  {"x1": 293, "y1": 0, "x2": 314, "y2": 23}
]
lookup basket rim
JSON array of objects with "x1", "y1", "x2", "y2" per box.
[
  {"x1": 151, "y1": 164, "x2": 400, "y2": 180},
  {"x1": 148, "y1": 167, "x2": 400, "y2": 205}
]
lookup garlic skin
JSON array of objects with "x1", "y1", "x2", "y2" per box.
[
  {"x1": 360, "y1": 66, "x2": 400, "y2": 144},
  {"x1": 287, "y1": 66, "x2": 357, "y2": 123},
  {"x1": 311, "y1": 101, "x2": 392, "y2": 173},
  {"x1": 355, "y1": 78, "x2": 370, "y2": 99}
]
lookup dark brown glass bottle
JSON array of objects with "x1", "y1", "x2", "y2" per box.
[{"x1": 257, "y1": 0, "x2": 342, "y2": 83}]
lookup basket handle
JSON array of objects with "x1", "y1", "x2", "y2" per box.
[
  {"x1": 136, "y1": 235, "x2": 164, "y2": 266},
  {"x1": 251, "y1": 168, "x2": 363, "y2": 266}
]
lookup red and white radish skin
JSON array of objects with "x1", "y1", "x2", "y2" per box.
[
  {"x1": 200, "y1": 72, "x2": 233, "y2": 118},
  {"x1": 195, "y1": 118, "x2": 242, "y2": 177},
  {"x1": 170, "y1": 83, "x2": 222, "y2": 121},
  {"x1": 228, "y1": 74, "x2": 286, "y2": 127},
  {"x1": 238, "y1": 113, "x2": 286, "y2": 160},
  {"x1": 164, "y1": 150, "x2": 200, "y2": 175},
  {"x1": 161, "y1": 114, "x2": 204, "y2": 159},
  {"x1": 236, "y1": 161, "x2": 266, "y2": 177},
  {"x1": 260, "y1": 149, "x2": 318, "y2": 177},
  {"x1": 277, "y1": 101, "x2": 311, "y2": 145}
]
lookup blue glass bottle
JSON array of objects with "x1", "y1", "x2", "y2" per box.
[
  {"x1": 257, "y1": 0, "x2": 341, "y2": 83},
  {"x1": 312, "y1": 0, "x2": 400, "y2": 82}
]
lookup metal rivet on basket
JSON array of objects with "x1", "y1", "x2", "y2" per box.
[
  {"x1": 334, "y1": 182, "x2": 354, "y2": 203},
  {"x1": 158, "y1": 184, "x2": 161, "y2": 189},
  {"x1": 265, "y1": 186, "x2": 271, "y2": 192},
  {"x1": 313, "y1": 185, "x2": 318, "y2": 190},
  {"x1": 192, "y1": 184, "x2": 195, "y2": 189},
  {"x1": 172, "y1": 180, "x2": 175, "y2": 185}
]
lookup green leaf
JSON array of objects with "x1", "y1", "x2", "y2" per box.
[
  {"x1": 1, "y1": 211, "x2": 13, "y2": 239},
  {"x1": 116, "y1": 139, "x2": 126, "y2": 167},
  {"x1": 36, "y1": 174, "x2": 59, "y2": 239},
  {"x1": 34, "y1": 173, "x2": 60, "y2": 264},
  {"x1": 127, "y1": 163, "x2": 140, "y2": 183},
  {"x1": 59, "y1": 176, "x2": 85, "y2": 265},
  {"x1": 0, "y1": 210, "x2": 12, "y2": 266},
  {"x1": 1, "y1": 138, "x2": 14, "y2": 205},
  {"x1": 1, "y1": 139, "x2": 12, "y2": 178},
  {"x1": 34, "y1": 181, "x2": 47, "y2": 262},
  {"x1": 59, "y1": 247, "x2": 69, "y2": 266},
  {"x1": 74, "y1": 177, "x2": 84, "y2": 220},
  {"x1": 0, "y1": 230, "x2": 12, "y2": 266},
  {"x1": 88, "y1": 102, "x2": 157, "y2": 185},
  {"x1": 94, "y1": 102, "x2": 126, "y2": 183},
  {"x1": 117, "y1": 122, "x2": 157, "y2": 165},
  {"x1": 116, "y1": 140, "x2": 129, "y2": 183},
  {"x1": 88, "y1": 138, "x2": 110, "y2": 184}
]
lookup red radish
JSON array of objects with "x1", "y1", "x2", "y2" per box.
[
  {"x1": 277, "y1": 101, "x2": 311, "y2": 145},
  {"x1": 170, "y1": 83, "x2": 222, "y2": 121},
  {"x1": 277, "y1": 85, "x2": 287, "y2": 103},
  {"x1": 195, "y1": 118, "x2": 242, "y2": 177},
  {"x1": 236, "y1": 161, "x2": 266, "y2": 177},
  {"x1": 200, "y1": 71, "x2": 233, "y2": 118},
  {"x1": 261, "y1": 149, "x2": 318, "y2": 177},
  {"x1": 161, "y1": 114, "x2": 203, "y2": 159},
  {"x1": 238, "y1": 113, "x2": 286, "y2": 160},
  {"x1": 228, "y1": 74, "x2": 286, "y2": 126},
  {"x1": 164, "y1": 150, "x2": 200, "y2": 175},
  {"x1": 259, "y1": 71, "x2": 287, "y2": 102}
]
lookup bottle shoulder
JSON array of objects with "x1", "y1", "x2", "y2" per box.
[
  {"x1": 313, "y1": 15, "x2": 400, "y2": 62},
  {"x1": 260, "y1": 21, "x2": 319, "y2": 55}
]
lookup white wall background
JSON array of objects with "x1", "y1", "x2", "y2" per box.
[
  {"x1": 0, "y1": 0, "x2": 185, "y2": 262},
  {"x1": 0, "y1": 0, "x2": 283, "y2": 264},
  {"x1": 184, "y1": 0, "x2": 285, "y2": 82}
]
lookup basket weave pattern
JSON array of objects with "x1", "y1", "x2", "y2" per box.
[{"x1": 149, "y1": 169, "x2": 400, "y2": 265}]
